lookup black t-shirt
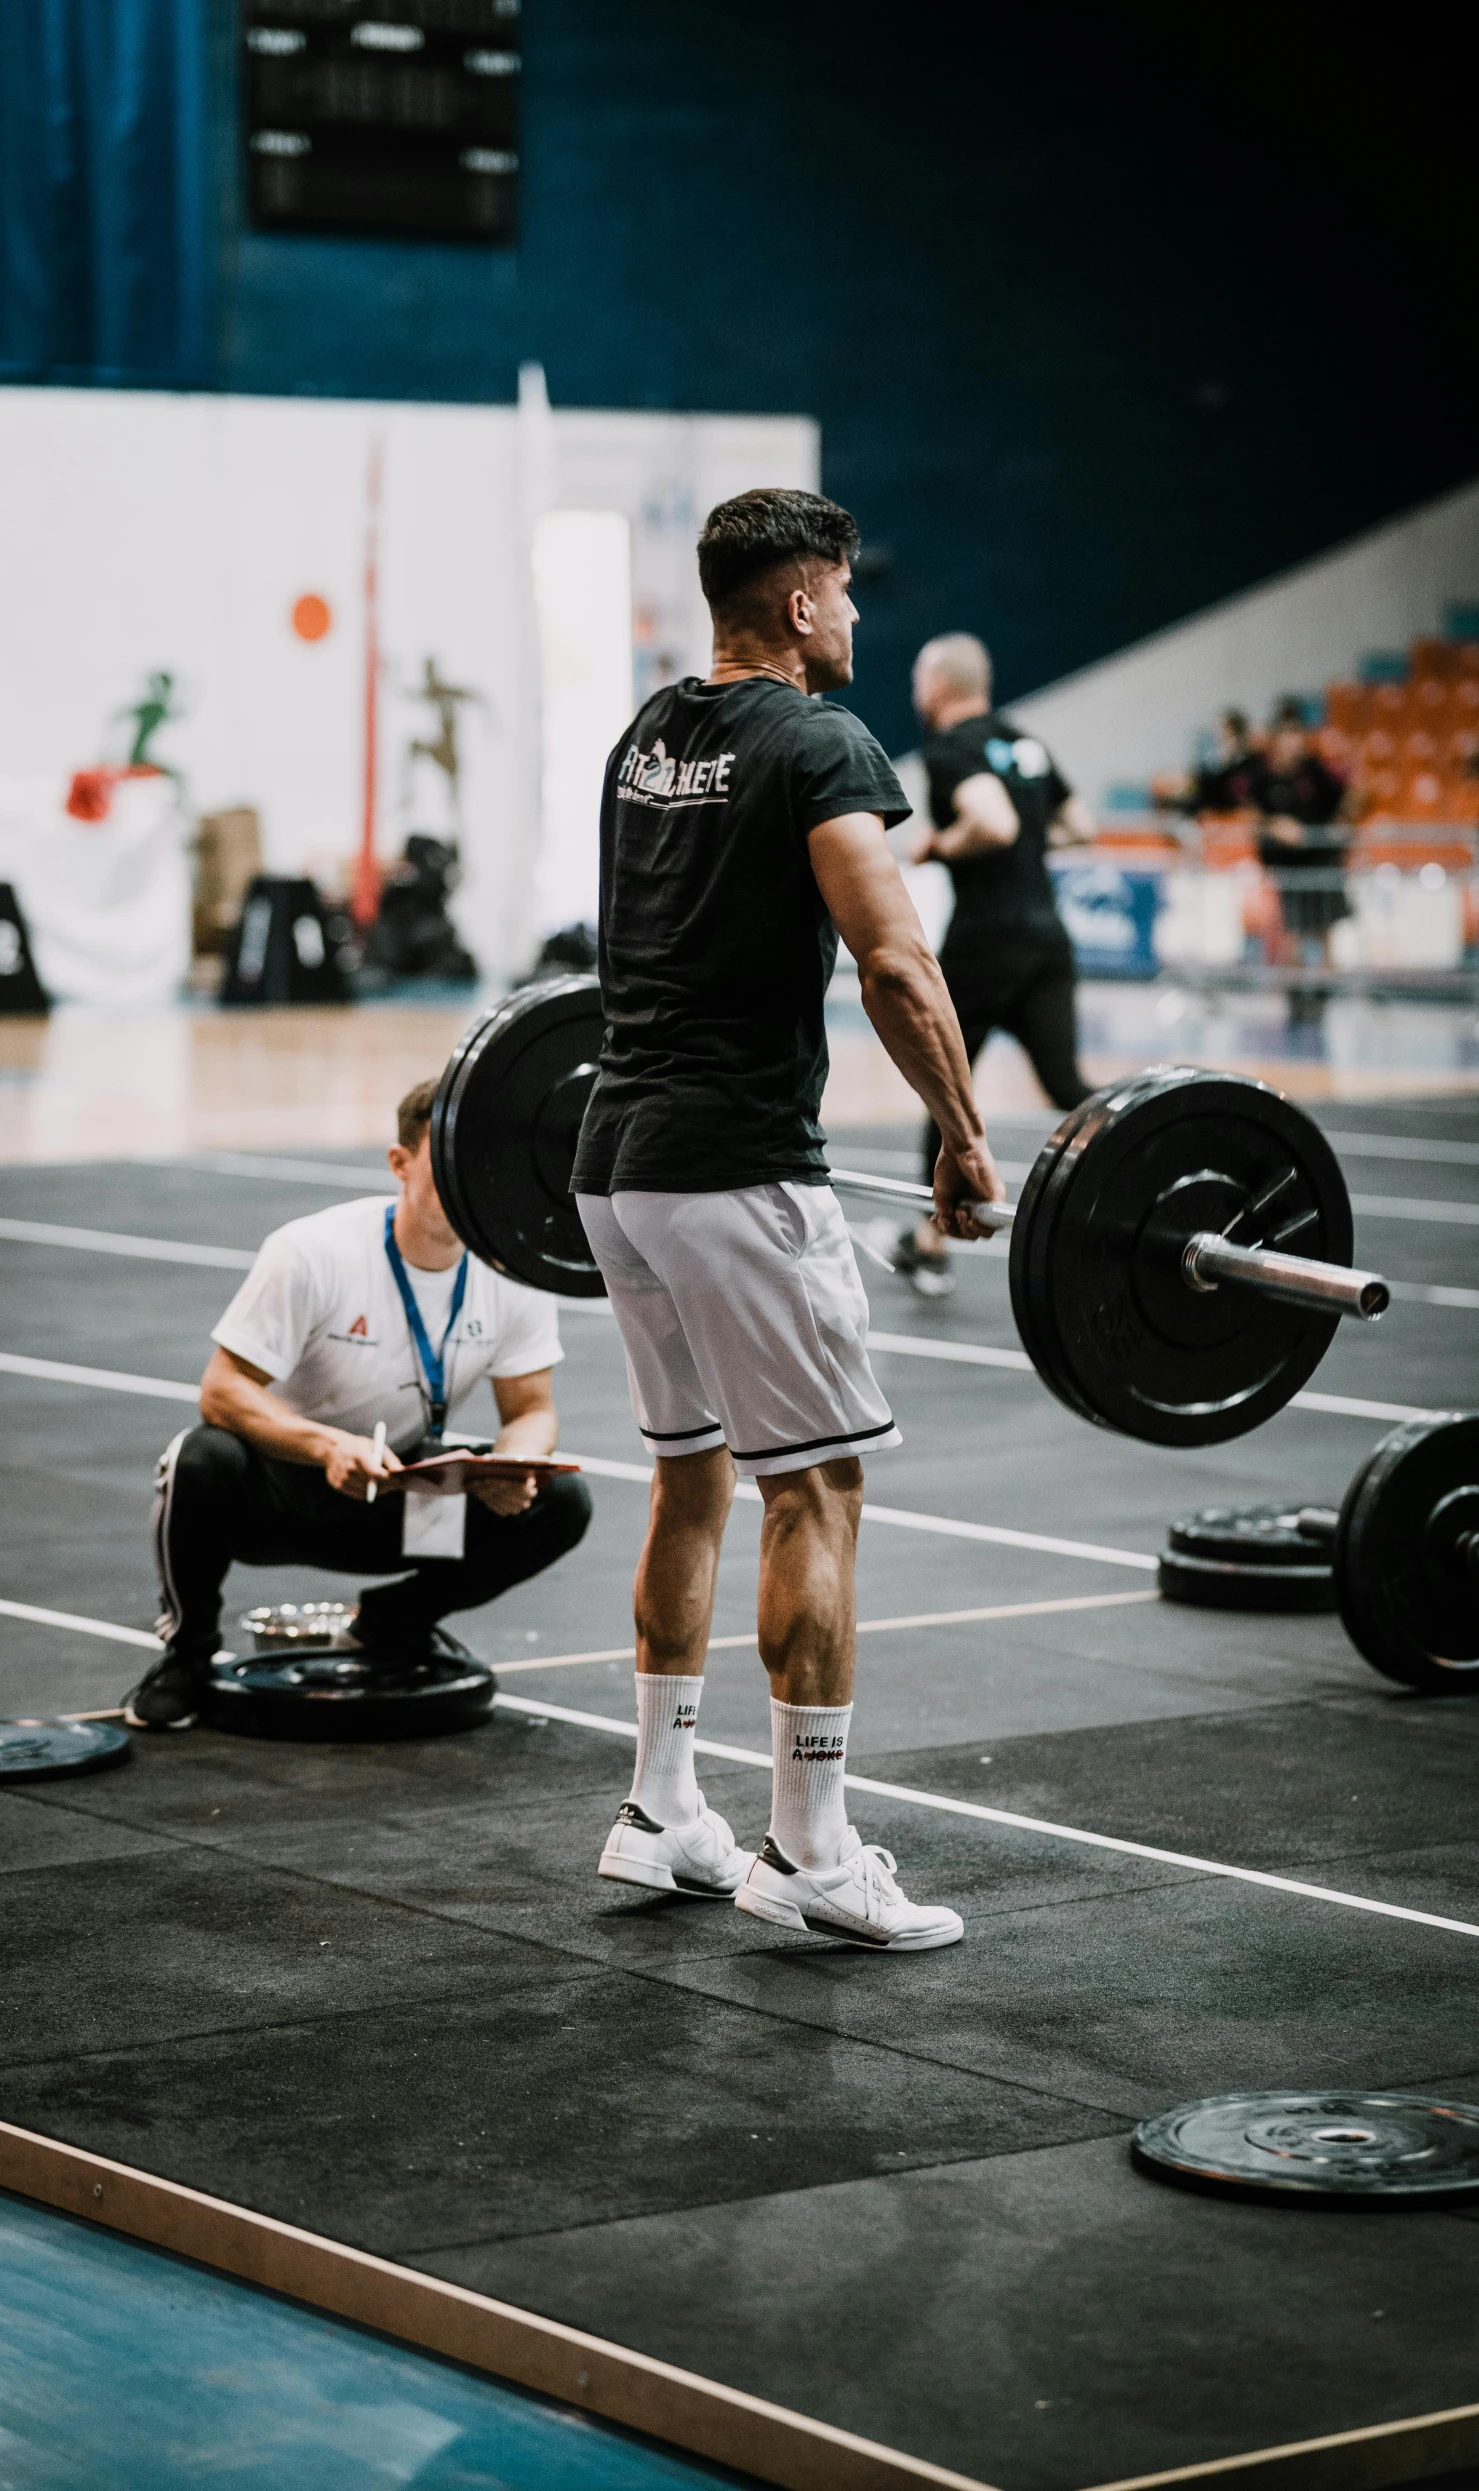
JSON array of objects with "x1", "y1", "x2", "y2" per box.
[
  {"x1": 1250, "y1": 753, "x2": 1347, "y2": 871},
  {"x1": 922, "y1": 711, "x2": 1073, "y2": 950},
  {"x1": 572, "y1": 675, "x2": 908, "y2": 1195},
  {"x1": 1191, "y1": 752, "x2": 1259, "y2": 812}
]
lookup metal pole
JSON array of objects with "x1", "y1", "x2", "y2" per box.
[
  {"x1": 1183, "y1": 1232, "x2": 1389, "y2": 1322},
  {"x1": 828, "y1": 1167, "x2": 1015, "y2": 1234},
  {"x1": 827, "y1": 1169, "x2": 1390, "y2": 1322}
]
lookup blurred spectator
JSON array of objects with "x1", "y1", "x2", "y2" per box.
[
  {"x1": 1153, "y1": 708, "x2": 1261, "y2": 816},
  {"x1": 1251, "y1": 698, "x2": 1352, "y2": 992}
]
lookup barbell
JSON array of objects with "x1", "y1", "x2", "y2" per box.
[{"x1": 430, "y1": 973, "x2": 1391, "y2": 1452}]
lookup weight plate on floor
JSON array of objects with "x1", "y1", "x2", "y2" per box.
[
  {"x1": 1013, "y1": 1067, "x2": 1351, "y2": 1447},
  {"x1": 431, "y1": 975, "x2": 607, "y2": 1297},
  {"x1": 1133, "y1": 2091, "x2": 1479, "y2": 2201},
  {"x1": 1336, "y1": 1412, "x2": 1479, "y2": 1692},
  {"x1": 1167, "y1": 1502, "x2": 1338, "y2": 1566},
  {"x1": 201, "y1": 1633, "x2": 496, "y2": 1742},
  {"x1": 0, "y1": 1720, "x2": 130, "y2": 1781},
  {"x1": 1158, "y1": 1549, "x2": 1336, "y2": 1612}
]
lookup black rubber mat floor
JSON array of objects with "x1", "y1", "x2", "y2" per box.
[{"x1": 2, "y1": 1101, "x2": 1479, "y2": 2488}]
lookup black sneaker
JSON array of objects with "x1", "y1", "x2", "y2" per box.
[{"x1": 123, "y1": 1653, "x2": 210, "y2": 1730}]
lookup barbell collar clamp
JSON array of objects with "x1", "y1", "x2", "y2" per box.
[{"x1": 1183, "y1": 1231, "x2": 1390, "y2": 1323}]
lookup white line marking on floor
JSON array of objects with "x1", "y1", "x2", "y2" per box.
[
  {"x1": 563, "y1": 1453, "x2": 1161, "y2": 1570},
  {"x1": 0, "y1": 1218, "x2": 254, "y2": 1270},
  {"x1": 0, "y1": 1598, "x2": 160, "y2": 1649},
  {"x1": 0, "y1": 1352, "x2": 1436, "y2": 1531},
  {"x1": 1287, "y1": 1389, "x2": 1437, "y2": 1423},
  {"x1": 0, "y1": 1588, "x2": 1160, "y2": 1688},
  {"x1": 867, "y1": 1330, "x2": 1031, "y2": 1372},
  {"x1": 4, "y1": 1211, "x2": 1469, "y2": 1341},
  {"x1": 492, "y1": 1693, "x2": 1479, "y2": 1943},
  {"x1": 1324, "y1": 1130, "x2": 1479, "y2": 1169},
  {"x1": 0, "y1": 1351, "x2": 200, "y2": 1403},
  {"x1": 1351, "y1": 1192, "x2": 1479, "y2": 1226},
  {"x1": 492, "y1": 1588, "x2": 1159, "y2": 1673},
  {"x1": 144, "y1": 1153, "x2": 390, "y2": 1189},
  {"x1": 12, "y1": 1596, "x2": 1475, "y2": 1939},
  {"x1": 864, "y1": 1337, "x2": 1435, "y2": 1426}
]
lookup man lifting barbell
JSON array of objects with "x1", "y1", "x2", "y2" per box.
[
  {"x1": 563, "y1": 486, "x2": 1010, "y2": 1952},
  {"x1": 428, "y1": 495, "x2": 1395, "y2": 1949},
  {"x1": 124, "y1": 1079, "x2": 592, "y2": 1730}
]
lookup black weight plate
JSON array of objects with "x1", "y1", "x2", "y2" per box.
[
  {"x1": 0, "y1": 1719, "x2": 130, "y2": 1781},
  {"x1": 431, "y1": 975, "x2": 607, "y2": 1297},
  {"x1": 1008, "y1": 1081, "x2": 1134, "y2": 1428},
  {"x1": 1168, "y1": 1502, "x2": 1337, "y2": 1567},
  {"x1": 1133, "y1": 2091, "x2": 1479, "y2": 2201},
  {"x1": 1158, "y1": 1549, "x2": 1336, "y2": 1612},
  {"x1": 202, "y1": 1637, "x2": 495, "y2": 1742},
  {"x1": 1337, "y1": 1412, "x2": 1479, "y2": 1692},
  {"x1": 1022, "y1": 1068, "x2": 1350, "y2": 1447}
]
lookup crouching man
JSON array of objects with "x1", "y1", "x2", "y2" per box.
[{"x1": 125, "y1": 1077, "x2": 592, "y2": 1729}]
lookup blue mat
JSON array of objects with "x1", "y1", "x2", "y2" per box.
[{"x1": 0, "y1": 2194, "x2": 737, "y2": 2489}]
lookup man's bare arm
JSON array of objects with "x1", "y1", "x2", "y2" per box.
[
  {"x1": 913, "y1": 770, "x2": 1020, "y2": 861},
  {"x1": 809, "y1": 812, "x2": 1005, "y2": 1231},
  {"x1": 474, "y1": 1367, "x2": 560, "y2": 1515},
  {"x1": 198, "y1": 1344, "x2": 399, "y2": 1499},
  {"x1": 1047, "y1": 792, "x2": 1095, "y2": 849}
]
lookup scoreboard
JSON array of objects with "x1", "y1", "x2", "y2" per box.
[{"x1": 244, "y1": 0, "x2": 520, "y2": 244}]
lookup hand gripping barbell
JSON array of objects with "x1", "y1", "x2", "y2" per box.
[{"x1": 430, "y1": 974, "x2": 1390, "y2": 1452}]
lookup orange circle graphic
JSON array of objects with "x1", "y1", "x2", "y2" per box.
[{"x1": 291, "y1": 593, "x2": 332, "y2": 642}]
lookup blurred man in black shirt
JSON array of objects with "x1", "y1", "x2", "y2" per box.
[
  {"x1": 1252, "y1": 700, "x2": 1351, "y2": 1004},
  {"x1": 897, "y1": 632, "x2": 1094, "y2": 1295},
  {"x1": 1154, "y1": 708, "x2": 1261, "y2": 817}
]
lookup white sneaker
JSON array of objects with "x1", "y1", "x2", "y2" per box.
[
  {"x1": 598, "y1": 1792, "x2": 754, "y2": 1898},
  {"x1": 734, "y1": 1827, "x2": 964, "y2": 1951}
]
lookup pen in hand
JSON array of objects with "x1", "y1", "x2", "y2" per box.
[{"x1": 366, "y1": 1419, "x2": 387, "y2": 1504}]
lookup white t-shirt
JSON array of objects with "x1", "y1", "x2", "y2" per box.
[{"x1": 212, "y1": 1195, "x2": 563, "y2": 1452}]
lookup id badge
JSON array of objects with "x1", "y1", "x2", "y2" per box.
[{"x1": 401, "y1": 1491, "x2": 467, "y2": 1560}]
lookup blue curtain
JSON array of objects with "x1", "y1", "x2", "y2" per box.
[{"x1": 0, "y1": 0, "x2": 214, "y2": 386}]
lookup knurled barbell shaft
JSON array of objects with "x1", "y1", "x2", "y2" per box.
[
  {"x1": 829, "y1": 1167, "x2": 1014, "y2": 1232},
  {"x1": 828, "y1": 1168, "x2": 1389, "y2": 1323}
]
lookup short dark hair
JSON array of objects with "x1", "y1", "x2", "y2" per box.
[
  {"x1": 697, "y1": 488, "x2": 860, "y2": 613},
  {"x1": 396, "y1": 1076, "x2": 439, "y2": 1151}
]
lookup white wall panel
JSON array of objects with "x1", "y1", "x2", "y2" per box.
[{"x1": 0, "y1": 387, "x2": 817, "y2": 982}]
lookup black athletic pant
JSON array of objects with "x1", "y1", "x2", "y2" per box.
[
  {"x1": 920, "y1": 934, "x2": 1093, "y2": 1185},
  {"x1": 153, "y1": 1424, "x2": 593, "y2": 1666}
]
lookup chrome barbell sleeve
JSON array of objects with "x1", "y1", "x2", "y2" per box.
[{"x1": 1182, "y1": 1232, "x2": 1389, "y2": 1322}]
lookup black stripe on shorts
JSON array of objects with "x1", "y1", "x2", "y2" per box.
[{"x1": 729, "y1": 1414, "x2": 897, "y2": 1463}]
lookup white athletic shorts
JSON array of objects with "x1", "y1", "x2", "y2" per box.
[{"x1": 577, "y1": 1183, "x2": 902, "y2": 1479}]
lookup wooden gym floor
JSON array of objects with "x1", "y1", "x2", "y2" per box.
[
  {"x1": 1, "y1": 1004, "x2": 1479, "y2": 2488},
  {"x1": 1, "y1": 977, "x2": 1477, "y2": 1166}
]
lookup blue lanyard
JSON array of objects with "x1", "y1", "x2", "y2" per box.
[{"x1": 384, "y1": 1205, "x2": 467, "y2": 1438}]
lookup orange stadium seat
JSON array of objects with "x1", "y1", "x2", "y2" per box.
[
  {"x1": 1410, "y1": 637, "x2": 1458, "y2": 680},
  {"x1": 1323, "y1": 682, "x2": 1368, "y2": 733},
  {"x1": 1370, "y1": 681, "x2": 1411, "y2": 723}
]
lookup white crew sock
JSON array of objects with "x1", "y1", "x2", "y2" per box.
[
  {"x1": 628, "y1": 1672, "x2": 704, "y2": 1826},
  {"x1": 769, "y1": 1698, "x2": 852, "y2": 1869}
]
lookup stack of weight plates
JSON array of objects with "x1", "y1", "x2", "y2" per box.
[{"x1": 1158, "y1": 1502, "x2": 1338, "y2": 1611}]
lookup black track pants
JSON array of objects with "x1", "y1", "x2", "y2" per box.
[
  {"x1": 920, "y1": 937, "x2": 1093, "y2": 1185},
  {"x1": 152, "y1": 1424, "x2": 593, "y2": 1665}
]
